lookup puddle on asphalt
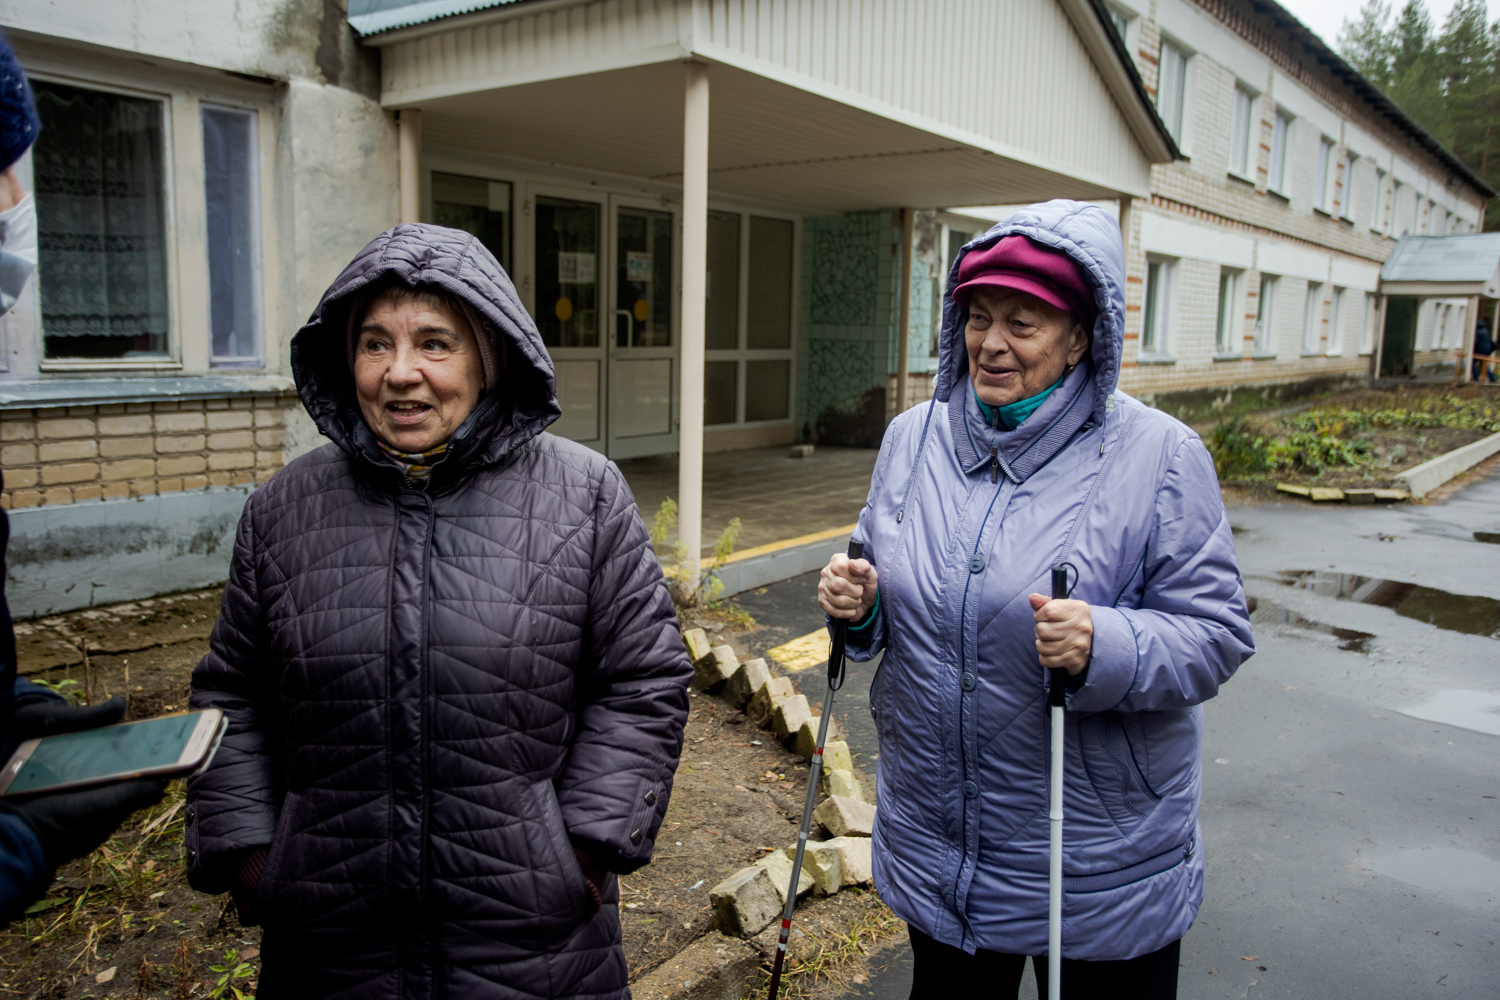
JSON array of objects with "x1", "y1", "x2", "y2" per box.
[
  {"x1": 1367, "y1": 847, "x2": 1500, "y2": 903},
  {"x1": 1246, "y1": 596, "x2": 1374, "y2": 653},
  {"x1": 1276, "y1": 571, "x2": 1500, "y2": 639},
  {"x1": 1398, "y1": 689, "x2": 1500, "y2": 737}
]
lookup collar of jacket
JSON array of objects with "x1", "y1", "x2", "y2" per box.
[{"x1": 951, "y1": 360, "x2": 1096, "y2": 482}]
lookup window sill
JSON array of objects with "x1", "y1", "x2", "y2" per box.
[
  {"x1": 1326, "y1": 351, "x2": 1344, "y2": 357},
  {"x1": 39, "y1": 358, "x2": 182, "y2": 373},
  {"x1": 1313, "y1": 207, "x2": 1332, "y2": 218},
  {"x1": 0, "y1": 374, "x2": 296, "y2": 410},
  {"x1": 1267, "y1": 189, "x2": 1290, "y2": 204},
  {"x1": 1136, "y1": 354, "x2": 1177, "y2": 365},
  {"x1": 1226, "y1": 171, "x2": 1255, "y2": 187},
  {"x1": 1213, "y1": 352, "x2": 1245, "y2": 361},
  {"x1": 1300, "y1": 350, "x2": 1322, "y2": 357},
  {"x1": 1252, "y1": 351, "x2": 1278, "y2": 360}
]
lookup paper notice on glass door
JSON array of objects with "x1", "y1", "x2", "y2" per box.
[{"x1": 558, "y1": 252, "x2": 596, "y2": 284}]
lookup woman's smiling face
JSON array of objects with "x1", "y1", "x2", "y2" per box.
[
  {"x1": 354, "y1": 293, "x2": 485, "y2": 453},
  {"x1": 964, "y1": 286, "x2": 1089, "y2": 408}
]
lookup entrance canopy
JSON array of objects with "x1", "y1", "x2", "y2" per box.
[
  {"x1": 352, "y1": 0, "x2": 1176, "y2": 211},
  {"x1": 1380, "y1": 233, "x2": 1500, "y2": 298}
]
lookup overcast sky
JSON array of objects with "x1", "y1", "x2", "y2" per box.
[{"x1": 1278, "y1": 0, "x2": 1491, "y2": 50}]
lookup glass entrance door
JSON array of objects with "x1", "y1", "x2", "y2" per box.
[
  {"x1": 533, "y1": 191, "x2": 605, "y2": 448},
  {"x1": 606, "y1": 201, "x2": 678, "y2": 459}
]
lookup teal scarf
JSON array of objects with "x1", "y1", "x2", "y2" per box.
[{"x1": 974, "y1": 373, "x2": 1067, "y2": 431}]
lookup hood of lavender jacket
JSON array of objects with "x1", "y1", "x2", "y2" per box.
[{"x1": 844, "y1": 199, "x2": 1256, "y2": 961}]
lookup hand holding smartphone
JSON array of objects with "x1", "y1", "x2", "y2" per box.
[{"x1": 0, "y1": 710, "x2": 226, "y2": 798}]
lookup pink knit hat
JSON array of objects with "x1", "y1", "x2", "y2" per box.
[{"x1": 951, "y1": 235, "x2": 1097, "y2": 326}]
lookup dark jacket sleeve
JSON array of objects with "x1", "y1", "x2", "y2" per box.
[
  {"x1": 184, "y1": 498, "x2": 281, "y2": 895},
  {"x1": 556, "y1": 464, "x2": 691, "y2": 874},
  {"x1": 0, "y1": 809, "x2": 50, "y2": 924}
]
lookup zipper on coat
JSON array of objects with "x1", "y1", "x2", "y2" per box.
[
  {"x1": 989, "y1": 445, "x2": 999, "y2": 484},
  {"x1": 417, "y1": 488, "x2": 439, "y2": 995}
]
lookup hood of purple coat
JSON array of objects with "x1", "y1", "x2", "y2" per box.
[{"x1": 935, "y1": 200, "x2": 1126, "y2": 427}]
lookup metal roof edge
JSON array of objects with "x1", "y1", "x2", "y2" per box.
[
  {"x1": 348, "y1": 0, "x2": 521, "y2": 37},
  {"x1": 1248, "y1": 0, "x2": 1495, "y2": 201}
]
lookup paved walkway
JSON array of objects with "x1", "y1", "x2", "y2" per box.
[{"x1": 617, "y1": 445, "x2": 878, "y2": 555}]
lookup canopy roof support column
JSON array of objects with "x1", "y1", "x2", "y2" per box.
[
  {"x1": 678, "y1": 61, "x2": 709, "y2": 596},
  {"x1": 399, "y1": 109, "x2": 422, "y2": 224}
]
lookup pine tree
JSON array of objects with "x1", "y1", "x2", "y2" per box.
[{"x1": 1339, "y1": 0, "x2": 1395, "y2": 87}]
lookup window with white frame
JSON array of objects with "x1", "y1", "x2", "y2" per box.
[
  {"x1": 1269, "y1": 111, "x2": 1290, "y2": 194},
  {"x1": 1215, "y1": 268, "x2": 1241, "y2": 354},
  {"x1": 1230, "y1": 85, "x2": 1255, "y2": 178},
  {"x1": 1338, "y1": 152, "x2": 1356, "y2": 219},
  {"x1": 1106, "y1": 3, "x2": 1132, "y2": 41},
  {"x1": 1327, "y1": 286, "x2": 1346, "y2": 355},
  {"x1": 1157, "y1": 40, "x2": 1189, "y2": 145},
  {"x1": 1371, "y1": 168, "x2": 1387, "y2": 231},
  {"x1": 704, "y1": 213, "x2": 796, "y2": 427},
  {"x1": 1140, "y1": 258, "x2": 1172, "y2": 356},
  {"x1": 1437, "y1": 303, "x2": 1451, "y2": 347},
  {"x1": 1315, "y1": 138, "x2": 1334, "y2": 213},
  {"x1": 33, "y1": 79, "x2": 170, "y2": 363},
  {"x1": 1361, "y1": 293, "x2": 1377, "y2": 353},
  {"x1": 202, "y1": 105, "x2": 262, "y2": 367},
  {"x1": 1254, "y1": 274, "x2": 1277, "y2": 354},
  {"x1": 1302, "y1": 281, "x2": 1323, "y2": 354}
]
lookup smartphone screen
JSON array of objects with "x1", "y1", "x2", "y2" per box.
[{"x1": 5, "y1": 713, "x2": 204, "y2": 795}]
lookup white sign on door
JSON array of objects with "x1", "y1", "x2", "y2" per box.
[
  {"x1": 626, "y1": 252, "x2": 653, "y2": 282},
  {"x1": 558, "y1": 251, "x2": 597, "y2": 284}
]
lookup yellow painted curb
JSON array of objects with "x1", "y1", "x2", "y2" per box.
[
  {"x1": 661, "y1": 523, "x2": 858, "y2": 578},
  {"x1": 766, "y1": 629, "x2": 832, "y2": 672}
]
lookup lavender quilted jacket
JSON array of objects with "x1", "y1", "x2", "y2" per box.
[
  {"x1": 185, "y1": 224, "x2": 692, "y2": 998},
  {"x1": 848, "y1": 201, "x2": 1256, "y2": 961}
]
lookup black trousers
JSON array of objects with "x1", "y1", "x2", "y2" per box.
[{"x1": 907, "y1": 927, "x2": 1180, "y2": 1000}]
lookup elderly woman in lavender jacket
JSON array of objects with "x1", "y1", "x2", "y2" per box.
[{"x1": 819, "y1": 200, "x2": 1255, "y2": 1000}]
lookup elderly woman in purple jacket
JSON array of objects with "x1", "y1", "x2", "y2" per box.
[{"x1": 819, "y1": 201, "x2": 1255, "y2": 1000}]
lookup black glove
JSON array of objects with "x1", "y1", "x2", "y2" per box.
[
  {"x1": 10, "y1": 695, "x2": 126, "y2": 749},
  {"x1": 5, "y1": 779, "x2": 167, "y2": 870}
]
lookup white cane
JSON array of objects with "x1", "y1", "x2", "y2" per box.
[{"x1": 1047, "y1": 563, "x2": 1073, "y2": 1000}]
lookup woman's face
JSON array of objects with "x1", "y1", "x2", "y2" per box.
[
  {"x1": 355, "y1": 295, "x2": 485, "y2": 453},
  {"x1": 964, "y1": 286, "x2": 1090, "y2": 408}
]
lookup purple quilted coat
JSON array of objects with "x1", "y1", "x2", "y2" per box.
[
  {"x1": 185, "y1": 224, "x2": 692, "y2": 998},
  {"x1": 848, "y1": 201, "x2": 1256, "y2": 961}
]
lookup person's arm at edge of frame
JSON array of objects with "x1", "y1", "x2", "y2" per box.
[
  {"x1": 556, "y1": 463, "x2": 693, "y2": 895},
  {"x1": 1066, "y1": 434, "x2": 1257, "y2": 715},
  {"x1": 184, "y1": 494, "x2": 280, "y2": 921}
]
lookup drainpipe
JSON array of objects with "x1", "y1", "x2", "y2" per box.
[
  {"x1": 895, "y1": 208, "x2": 914, "y2": 415},
  {"x1": 398, "y1": 109, "x2": 422, "y2": 224},
  {"x1": 678, "y1": 62, "x2": 710, "y2": 597}
]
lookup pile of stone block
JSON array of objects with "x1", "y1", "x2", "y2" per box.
[{"x1": 682, "y1": 627, "x2": 878, "y2": 938}]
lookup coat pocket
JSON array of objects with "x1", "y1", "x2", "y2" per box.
[
  {"x1": 1077, "y1": 712, "x2": 1160, "y2": 835},
  {"x1": 1062, "y1": 834, "x2": 1195, "y2": 895},
  {"x1": 531, "y1": 779, "x2": 591, "y2": 918},
  {"x1": 256, "y1": 789, "x2": 302, "y2": 914}
]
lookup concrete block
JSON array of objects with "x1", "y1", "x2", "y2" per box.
[
  {"x1": 709, "y1": 865, "x2": 782, "y2": 938},
  {"x1": 789, "y1": 444, "x2": 815, "y2": 458},
  {"x1": 755, "y1": 848, "x2": 814, "y2": 905},
  {"x1": 628, "y1": 932, "x2": 762, "y2": 1000},
  {"x1": 748, "y1": 676, "x2": 794, "y2": 726},
  {"x1": 1394, "y1": 429, "x2": 1500, "y2": 497},
  {"x1": 813, "y1": 795, "x2": 875, "y2": 838},
  {"x1": 723, "y1": 656, "x2": 770, "y2": 709},
  {"x1": 682, "y1": 627, "x2": 712, "y2": 664},
  {"x1": 693, "y1": 645, "x2": 739, "y2": 691},
  {"x1": 823, "y1": 740, "x2": 854, "y2": 774},
  {"x1": 823, "y1": 836, "x2": 874, "y2": 886},
  {"x1": 772, "y1": 694, "x2": 810, "y2": 742},
  {"x1": 822, "y1": 768, "x2": 863, "y2": 802},
  {"x1": 793, "y1": 718, "x2": 820, "y2": 759},
  {"x1": 797, "y1": 841, "x2": 844, "y2": 896}
]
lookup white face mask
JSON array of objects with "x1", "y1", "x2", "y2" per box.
[{"x1": 0, "y1": 193, "x2": 36, "y2": 317}]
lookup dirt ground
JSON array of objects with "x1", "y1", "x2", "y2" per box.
[{"x1": 0, "y1": 595, "x2": 898, "y2": 999}]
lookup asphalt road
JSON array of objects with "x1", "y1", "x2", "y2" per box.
[{"x1": 732, "y1": 470, "x2": 1500, "y2": 999}]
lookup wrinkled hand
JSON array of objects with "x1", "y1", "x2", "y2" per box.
[
  {"x1": 1028, "y1": 595, "x2": 1093, "y2": 676},
  {"x1": 0, "y1": 167, "x2": 24, "y2": 213},
  {"x1": 818, "y1": 554, "x2": 878, "y2": 621},
  {"x1": 8, "y1": 779, "x2": 168, "y2": 870}
]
